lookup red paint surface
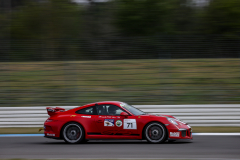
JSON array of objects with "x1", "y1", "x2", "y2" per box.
[{"x1": 44, "y1": 101, "x2": 192, "y2": 140}]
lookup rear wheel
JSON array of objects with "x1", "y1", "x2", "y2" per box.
[
  {"x1": 144, "y1": 123, "x2": 167, "y2": 144},
  {"x1": 62, "y1": 123, "x2": 84, "y2": 144}
]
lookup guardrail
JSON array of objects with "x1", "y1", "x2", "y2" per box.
[{"x1": 0, "y1": 104, "x2": 240, "y2": 127}]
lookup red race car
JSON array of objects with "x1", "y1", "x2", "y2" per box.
[{"x1": 44, "y1": 101, "x2": 192, "y2": 143}]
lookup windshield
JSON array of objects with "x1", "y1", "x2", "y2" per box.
[{"x1": 120, "y1": 103, "x2": 145, "y2": 115}]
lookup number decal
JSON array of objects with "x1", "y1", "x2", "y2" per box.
[
  {"x1": 124, "y1": 119, "x2": 137, "y2": 129},
  {"x1": 127, "y1": 123, "x2": 132, "y2": 128}
]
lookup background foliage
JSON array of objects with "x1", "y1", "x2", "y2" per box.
[
  {"x1": 0, "y1": 0, "x2": 240, "y2": 61},
  {"x1": 0, "y1": 0, "x2": 240, "y2": 106}
]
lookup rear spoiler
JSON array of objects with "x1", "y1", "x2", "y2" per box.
[{"x1": 46, "y1": 107, "x2": 65, "y2": 116}]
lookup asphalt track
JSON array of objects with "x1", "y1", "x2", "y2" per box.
[{"x1": 0, "y1": 136, "x2": 240, "y2": 159}]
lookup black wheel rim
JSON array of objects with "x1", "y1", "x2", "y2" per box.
[
  {"x1": 148, "y1": 125, "x2": 163, "y2": 140},
  {"x1": 66, "y1": 126, "x2": 81, "y2": 141}
]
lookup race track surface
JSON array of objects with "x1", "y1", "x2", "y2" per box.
[{"x1": 0, "y1": 136, "x2": 240, "y2": 159}]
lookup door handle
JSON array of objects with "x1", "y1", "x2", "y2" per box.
[{"x1": 97, "y1": 120, "x2": 103, "y2": 123}]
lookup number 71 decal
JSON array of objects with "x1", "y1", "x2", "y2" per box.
[{"x1": 124, "y1": 119, "x2": 137, "y2": 129}]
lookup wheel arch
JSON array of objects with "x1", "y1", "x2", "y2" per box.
[
  {"x1": 60, "y1": 121, "x2": 86, "y2": 139},
  {"x1": 142, "y1": 121, "x2": 169, "y2": 140}
]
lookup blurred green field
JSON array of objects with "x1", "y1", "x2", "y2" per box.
[
  {"x1": 0, "y1": 58, "x2": 240, "y2": 106},
  {"x1": 1, "y1": 127, "x2": 240, "y2": 134}
]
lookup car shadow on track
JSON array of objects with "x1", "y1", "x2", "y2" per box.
[{"x1": 36, "y1": 140, "x2": 192, "y2": 145}]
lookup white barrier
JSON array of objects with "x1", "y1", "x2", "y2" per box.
[{"x1": 0, "y1": 104, "x2": 240, "y2": 127}]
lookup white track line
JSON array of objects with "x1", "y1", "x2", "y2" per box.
[{"x1": 192, "y1": 133, "x2": 240, "y2": 136}]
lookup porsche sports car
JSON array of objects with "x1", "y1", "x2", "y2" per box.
[{"x1": 44, "y1": 101, "x2": 192, "y2": 144}]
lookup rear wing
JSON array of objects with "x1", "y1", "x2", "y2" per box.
[{"x1": 46, "y1": 107, "x2": 65, "y2": 116}]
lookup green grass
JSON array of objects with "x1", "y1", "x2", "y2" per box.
[
  {"x1": 1, "y1": 127, "x2": 240, "y2": 134},
  {"x1": 0, "y1": 58, "x2": 240, "y2": 106},
  {"x1": 0, "y1": 128, "x2": 42, "y2": 134}
]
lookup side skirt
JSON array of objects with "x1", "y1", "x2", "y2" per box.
[{"x1": 44, "y1": 136, "x2": 63, "y2": 140}]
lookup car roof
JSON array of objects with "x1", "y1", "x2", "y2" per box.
[
  {"x1": 95, "y1": 101, "x2": 124, "y2": 105},
  {"x1": 71, "y1": 101, "x2": 125, "y2": 111}
]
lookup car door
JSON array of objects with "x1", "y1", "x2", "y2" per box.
[
  {"x1": 95, "y1": 104, "x2": 139, "y2": 136},
  {"x1": 75, "y1": 105, "x2": 99, "y2": 134}
]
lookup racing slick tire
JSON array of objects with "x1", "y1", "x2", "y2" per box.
[
  {"x1": 62, "y1": 122, "x2": 85, "y2": 144},
  {"x1": 144, "y1": 122, "x2": 167, "y2": 144}
]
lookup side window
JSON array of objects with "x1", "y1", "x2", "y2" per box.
[
  {"x1": 96, "y1": 105, "x2": 125, "y2": 116},
  {"x1": 96, "y1": 105, "x2": 107, "y2": 115},
  {"x1": 76, "y1": 106, "x2": 97, "y2": 115}
]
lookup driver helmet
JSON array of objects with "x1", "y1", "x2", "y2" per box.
[{"x1": 108, "y1": 106, "x2": 116, "y2": 115}]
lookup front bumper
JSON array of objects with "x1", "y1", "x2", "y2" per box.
[{"x1": 166, "y1": 124, "x2": 193, "y2": 140}]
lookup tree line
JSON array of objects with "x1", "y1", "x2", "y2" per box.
[{"x1": 0, "y1": 0, "x2": 240, "y2": 61}]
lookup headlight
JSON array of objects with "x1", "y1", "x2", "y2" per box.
[
  {"x1": 167, "y1": 117, "x2": 178, "y2": 125},
  {"x1": 173, "y1": 116, "x2": 187, "y2": 124}
]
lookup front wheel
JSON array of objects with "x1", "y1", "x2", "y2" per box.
[
  {"x1": 62, "y1": 123, "x2": 84, "y2": 144},
  {"x1": 144, "y1": 123, "x2": 167, "y2": 144}
]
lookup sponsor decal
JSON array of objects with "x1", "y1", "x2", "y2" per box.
[
  {"x1": 47, "y1": 133, "x2": 55, "y2": 137},
  {"x1": 81, "y1": 116, "x2": 91, "y2": 118},
  {"x1": 120, "y1": 103, "x2": 125, "y2": 107},
  {"x1": 170, "y1": 132, "x2": 180, "y2": 137},
  {"x1": 100, "y1": 116, "x2": 116, "y2": 118},
  {"x1": 115, "y1": 120, "x2": 123, "y2": 127},
  {"x1": 120, "y1": 103, "x2": 131, "y2": 110},
  {"x1": 117, "y1": 116, "x2": 120, "y2": 118},
  {"x1": 70, "y1": 115, "x2": 76, "y2": 117},
  {"x1": 123, "y1": 119, "x2": 137, "y2": 129},
  {"x1": 104, "y1": 119, "x2": 114, "y2": 126},
  {"x1": 138, "y1": 116, "x2": 141, "y2": 118}
]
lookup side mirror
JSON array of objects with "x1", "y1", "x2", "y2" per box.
[{"x1": 120, "y1": 112, "x2": 128, "y2": 118}]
